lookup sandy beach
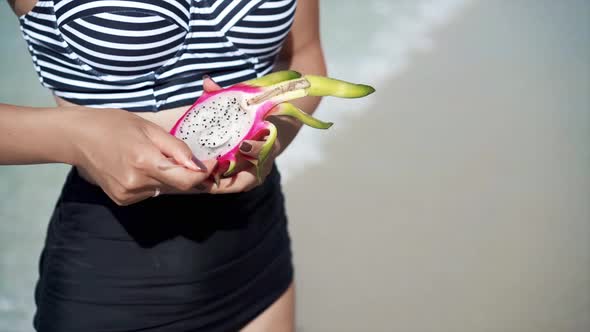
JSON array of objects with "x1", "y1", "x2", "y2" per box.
[{"x1": 282, "y1": 1, "x2": 590, "y2": 331}]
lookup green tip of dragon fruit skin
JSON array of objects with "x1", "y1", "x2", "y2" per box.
[
  {"x1": 304, "y1": 75, "x2": 375, "y2": 98},
  {"x1": 246, "y1": 70, "x2": 302, "y2": 87},
  {"x1": 255, "y1": 122, "x2": 278, "y2": 184},
  {"x1": 222, "y1": 159, "x2": 237, "y2": 177},
  {"x1": 268, "y1": 102, "x2": 333, "y2": 129}
]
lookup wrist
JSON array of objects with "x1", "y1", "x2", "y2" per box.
[{"x1": 51, "y1": 106, "x2": 87, "y2": 166}]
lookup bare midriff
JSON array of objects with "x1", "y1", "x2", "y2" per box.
[{"x1": 54, "y1": 96, "x2": 189, "y2": 132}]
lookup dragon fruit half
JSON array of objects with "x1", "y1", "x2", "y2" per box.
[{"x1": 170, "y1": 70, "x2": 374, "y2": 183}]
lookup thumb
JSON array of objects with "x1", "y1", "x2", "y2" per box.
[
  {"x1": 203, "y1": 75, "x2": 223, "y2": 92},
  {"x1": 238, "y1": 140, "x2": 266, "y2": 159},
  {"x1": 145, "y1": 124, "x2": 208, "y2": 172}
]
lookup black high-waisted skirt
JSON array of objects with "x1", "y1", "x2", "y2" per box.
[{"x1": 33, "y1": 165, "x2": 293, "y2": 332}]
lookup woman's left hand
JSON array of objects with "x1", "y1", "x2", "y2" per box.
[
  {"x1": 196, "y1": 137, "x2": 281, "y2": 194},
  {"x1": 171, "y1": 76, "x2": 282, "y2": 195}
]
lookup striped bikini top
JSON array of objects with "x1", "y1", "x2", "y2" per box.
[{"x1": 18, "y1": 0, "x2": 296, "y2": 111}]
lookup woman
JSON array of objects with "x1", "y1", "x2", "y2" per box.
[{"x1": 2, "y1": 0, "x2": 326, "y2": 331}]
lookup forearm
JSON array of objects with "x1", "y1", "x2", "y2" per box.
[
  {"x1": 0, "y1": 104, "x2": 79, "y2": 165},
  {"x1": 272, "y1": 39, "x2": 327, "y2": 155}
]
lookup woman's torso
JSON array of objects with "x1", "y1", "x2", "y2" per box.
[
  {"x1": 18, "y1": 0, "x2": 296, "y2": 130},
  {"x1": 15, "y1": 1, "x2": 297, "y2": 330}
]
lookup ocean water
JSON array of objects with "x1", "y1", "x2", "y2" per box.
[
  {"x1": 0, "y1": 3, "x2": 70, "y2": 332},
  {"x1": 277, "y1": 0, "x2": 473, "y2": 180}
]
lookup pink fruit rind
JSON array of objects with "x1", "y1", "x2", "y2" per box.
[
  {"x1": 216, "y1": 100, "x2": 275, "y2": 167},
  {"x1": 169, "y1": 81, "x2": 277, "y2": 175}
]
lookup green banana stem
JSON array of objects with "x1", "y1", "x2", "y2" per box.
[{"x1": 268, "y1": 103, "x2": 333, "y2": 129}]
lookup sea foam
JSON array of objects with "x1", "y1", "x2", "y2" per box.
[{"x1": 277, "y1": 0, "x2": 475, "y2": 182}]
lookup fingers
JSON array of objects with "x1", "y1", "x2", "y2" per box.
[
  {"x1": 218, "y1": 160, "x2": 273, "y2": 193},
  {"x1": 144, "y1": 124, "x2": 207, "y2": 172},
  {"x1": 160, "y1": 155, "x2": 277, "y2": 195},
  {"x1": 150, "y1": 158, "x2": 217, "y2": 192},
  {"x1": 238, "y1": 139, "x2": 280, "y2": 159},
  {"x1": 203, "y1": 75, "x2": 222, "y2": 92},
  {"x1": 201, "y1": 169, "x2": 259, "y2": 194},
  {"x1": 140, "y1": 124, "x2": 219, "y2": 192},
  {"x1": 101, "y1": 172, "x2": 162, "y2": 206},
  {"x1": 202, "y1": 156, "x2": 275, "y2": 194},
  {"x1": 106, "y1": 150, "x2": 216, "y2": 205},
  {"x1": 164, "y1": 164, "x2": 261, "y2": 195},
  {"x1": 114, "y1": 189, "x2": 160, "y2": 206},
  {"x1": 238, "y1": 140, "x2": 262, "y2": 159}
]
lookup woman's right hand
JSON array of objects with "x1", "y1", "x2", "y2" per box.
[{"x1": 67, "y1": 107, "x2": 216, "y2": 206}]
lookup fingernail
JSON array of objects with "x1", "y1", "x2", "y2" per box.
[
  {"x1": 240, "y1": 142, "x2": 252, "y2": 152},
  {"x1": 191, "y1": 155, "x2": 208, "y2": 171},
  {"x1": 202, "y1": 74, "x2": 210, "y2": 80}
]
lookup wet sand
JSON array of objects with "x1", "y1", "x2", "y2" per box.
[{"x1": 282, "y1": 1, "x2": 590, "y2": 331}]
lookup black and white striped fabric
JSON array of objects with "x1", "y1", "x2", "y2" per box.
[{"x1": 19, "y1": 0, "x2": 297, "y2": 111}]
